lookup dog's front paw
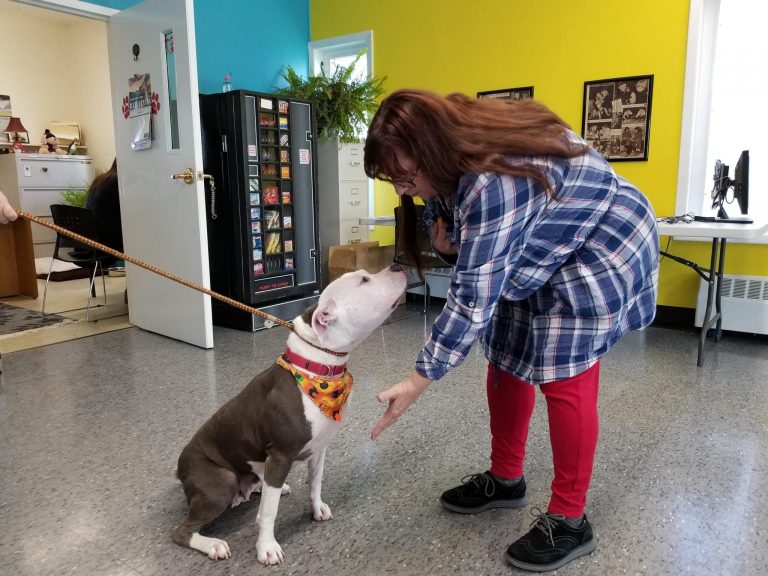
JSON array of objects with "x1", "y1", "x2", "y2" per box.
[
  {"x1": 256, "y1": 538, "x2": 284, "y2": 565},
  {"x1": 207, "y1": 539, "x2": 231, "y2": 560},
  {"x1": 189, "y1": 534, "x2": 231, "y2": 560},
  {"x1": 311, "y1": 501, "x2": 333, "y2": 521}
]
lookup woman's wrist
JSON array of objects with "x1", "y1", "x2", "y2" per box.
[{"x1": 409, "y1": 368, "x2": 432, "y2": 392}]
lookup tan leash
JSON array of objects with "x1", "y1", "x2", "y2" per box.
[{"x1": 14, "y1": 209, "x2": 345, "y2": 356}]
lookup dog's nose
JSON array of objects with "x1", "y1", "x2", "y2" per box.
[{"x1": 389, "y1": 262, "x2": 403, "y2": 272}]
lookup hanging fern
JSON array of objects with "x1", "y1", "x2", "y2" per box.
[{"x1": 275, "y1": 51, "x2": 386, "y2": 144}]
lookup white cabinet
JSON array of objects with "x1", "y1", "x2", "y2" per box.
[
  {"x1": 317, "y1": 139, "x2": 370, "y2": 286},
  {"x1": 0, "y1": 153, "x2": 94, "y2": 258}
]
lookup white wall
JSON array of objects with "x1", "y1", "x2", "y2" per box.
[{"x1": 0, "y1": 1, "x2": 115, "y2": 175}]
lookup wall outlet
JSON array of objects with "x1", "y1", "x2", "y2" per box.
[{"x1": 23, "y1": 165, "x2": 31, "y2": 177}]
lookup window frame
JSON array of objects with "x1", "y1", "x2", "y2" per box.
[
  {"x1": 675, "y1": 0, "x2": 767, "y2": 243},
  {"x1": 676, "y1": 0, "x2": 721, "y2": 218},
  {"x1": 309, "y1": 31, "x2": 375, "y2": 222},
  {"x1": 309, "y1": 30, "x2": 373, "y2": 78}
]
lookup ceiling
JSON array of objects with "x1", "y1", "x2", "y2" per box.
[{"x1": 0, "y1": 0, "x2": 86, "y2": 24}]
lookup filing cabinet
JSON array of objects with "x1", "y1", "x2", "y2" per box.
[
  {"x1": 317, "y1": 139, "x2": 371, "y2": 286},
  {"x1": 0, "y1": 153, "x2": 94, "y2": 258}
]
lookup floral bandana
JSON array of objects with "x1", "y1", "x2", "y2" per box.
[{"x1": 276, "y1": 356, "x2": 353, "y2": 422}]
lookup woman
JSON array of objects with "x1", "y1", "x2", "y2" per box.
[
  {"x1": 0, "y1": 189, "x2": 18, "y2": 224},
  {"x1": 85, "y1": 159, "x2": 122, "y2": 253},
  {"x1": 364, "y1": 89, "x2": 658, "y2": 572}
]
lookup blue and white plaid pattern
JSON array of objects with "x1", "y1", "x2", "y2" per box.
[{"x1": 416, "y1": 143, "x2": 659, "y2": 384}]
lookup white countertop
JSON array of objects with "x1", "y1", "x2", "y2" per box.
[
  {"x1": 657, "y1": 220, "x2": 768, "y2": 240},
  {"x1": 360, "y1": 216, "x2": 768, "y2": 240}
]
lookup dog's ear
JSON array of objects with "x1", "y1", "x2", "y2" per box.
[
  {"x1": 312, "y1": 300, "x2": 337, "y2": 338},
  {"x1": 301, "y1": 303, "x2": 318, "y2": 327}
]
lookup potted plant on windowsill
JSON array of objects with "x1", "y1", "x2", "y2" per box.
[{"x1": 274, "y1": 51, "x2": 386, "y2": 144}]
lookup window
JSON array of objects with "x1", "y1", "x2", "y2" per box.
[
  {"x1": 309, "y1": 31, "x2": 375, "y2": 220},
  {"x1": 676, "y1": 0, "x2": 767, "y2": 234},
  {"x1": 309, "y1": 31, "x2": 372, "y2": 80}
]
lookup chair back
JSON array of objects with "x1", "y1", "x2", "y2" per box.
[
  {"x1": 394, "y1": 204, "x2": 452, "y2": 270},
  {"x1": 49, "y1": 204, "x2": 112, "y2": 265}
]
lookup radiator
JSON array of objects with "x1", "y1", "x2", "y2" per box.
[{"x1": 695, "y1": 274, "x2": 768, "y2": 335}]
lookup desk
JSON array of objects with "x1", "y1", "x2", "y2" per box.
[
  {"x1": 0, "y1": 218, "x2": 38, "y2": 298},
  {"x1": 657, "y1": 220, "x2": 768, "y2": 367},
  {"x1": 359, "y1": 216, "x2": 395, "y2": 226}
]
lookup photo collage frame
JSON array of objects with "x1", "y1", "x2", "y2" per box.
[{"x1": 477, "y1": 74, "x2": 654, "y2": 162}]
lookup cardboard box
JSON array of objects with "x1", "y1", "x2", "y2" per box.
[{"x1": 328, "y1": 241, "x2": 396, "y2": 282}]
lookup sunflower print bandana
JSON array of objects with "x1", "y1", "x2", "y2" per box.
[{"x1": 276, "y1": 356, "x2": 353, "y2": 421}]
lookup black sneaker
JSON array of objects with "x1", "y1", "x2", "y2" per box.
[
  {"x1": 504, "y1": 508, "x2": 597, "y2": 572},
  {"x1": 439, "y1": 471, "x2": 527, "y2": 514}
]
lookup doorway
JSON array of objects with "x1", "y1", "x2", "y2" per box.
[
  {"x1": 0, "y1": 0, "x2": 117, "y2": 173},
  {"x1": 0, "y1": 0, "x2": 128, "y2": 337}
]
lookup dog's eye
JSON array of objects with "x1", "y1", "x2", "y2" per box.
[{"x1": 361, "y1": 276, "x2": 370, "y2": 284}]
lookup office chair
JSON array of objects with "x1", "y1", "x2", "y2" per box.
[
  {"x1": 393, "y1": 204, "x2": 453, "y2": 318},
  {"x1": 43, "y1": 204, "x2": 115, "y2": 321}
]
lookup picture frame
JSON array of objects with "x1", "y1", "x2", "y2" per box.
[
  {"x1": 581, "y1": 74, "x2": 653, "y2": 161},
  {"x1": 477, "y1": 86, "x2": 534, "y2": 101},
  {"x1": 10, "y1": 131, "x2": 30, "y2": 144},
  {"x1": 0, "y1": 95, "x2": 11, "y2": 143}
]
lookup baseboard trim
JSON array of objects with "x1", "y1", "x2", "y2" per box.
[{"x1": 652, "y1": 305, "x2": 696, "y2": 330}]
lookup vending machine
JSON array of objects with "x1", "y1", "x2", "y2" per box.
[{"x1": 200, "y1": 91, "x2": 320, "y2": 330}]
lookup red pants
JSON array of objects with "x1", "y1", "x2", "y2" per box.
[{"x1": 487, "y1": 361, "x2": 600, "y2": 518}]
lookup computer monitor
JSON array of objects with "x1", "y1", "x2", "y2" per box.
[
  {"x1": 710, "y1": 151, "x2": 752, "y2": 222},
  {"x1": 733, "y1": 150, "x2": 749, "y2": 214}
]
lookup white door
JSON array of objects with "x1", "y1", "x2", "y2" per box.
[{"x1": 108, "y1": 0, "x2": 213, "y2": 348}]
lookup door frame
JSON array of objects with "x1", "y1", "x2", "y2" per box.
[{"x1": 17, "y1": 0, "x2": 117, "y2": 20}]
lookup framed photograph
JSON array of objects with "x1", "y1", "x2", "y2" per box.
[
  {"x1": 0, "y1": 95, "x2": 10, "y2": 142},
  {"x1": 582, "y1": 75, "x2": 653, "y2": 161},
  {"x1": 477, "y1": 86, "x2": 534, "y2": 100},
  {"x1": 0, "y1": 94, "x2": 11, "y2": 116}
]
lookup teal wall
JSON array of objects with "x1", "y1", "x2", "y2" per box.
[{"x1": 84, "y1": 0, "x2": 310, "y2": 94}]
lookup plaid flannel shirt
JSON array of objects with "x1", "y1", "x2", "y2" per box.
[{"x1": 417, "y1": 142, "x2": 659, "y2": 384}]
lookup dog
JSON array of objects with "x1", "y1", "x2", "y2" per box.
[{"x1": 172, "y1": 265, "x2": 407, "y2": 564}]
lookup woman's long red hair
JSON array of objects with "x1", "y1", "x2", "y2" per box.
[{"x1": 364, "y1": 89, "x2": 588, "y2": 273}]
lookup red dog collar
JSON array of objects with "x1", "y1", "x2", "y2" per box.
[{"x1": 282, "y1": 348, "x2": 347, "y2": 377}]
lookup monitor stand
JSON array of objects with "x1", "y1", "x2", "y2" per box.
[{"x1": 716, "y1": 207, "x2": 753, "y2": 224}]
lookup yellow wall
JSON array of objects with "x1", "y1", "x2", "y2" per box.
[
  {"x1": 1, "y1": 3, "x2": 115, "y2": 173},
  {"x1": 310, "y1": 0, "x2": 768, "y2": 310}
]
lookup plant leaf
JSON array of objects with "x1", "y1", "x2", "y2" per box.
[{"x1": 274, "y1": 51, "x2": 386, "y2": 143}]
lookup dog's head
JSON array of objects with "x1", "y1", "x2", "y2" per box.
[{"x1": 301, "y1": 265, "x2": 407, "y2": 352}]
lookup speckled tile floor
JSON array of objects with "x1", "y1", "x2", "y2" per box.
[{"x1": 1, "y1": 304, "x2": 767, "y2": 576}]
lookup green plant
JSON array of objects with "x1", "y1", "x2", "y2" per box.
[
  {"x1": 61, "y1": 187, "x2": 87, "y2": 208},
  {"x1": 275, "y1": 51, "x2": 386, "y2": 144}
]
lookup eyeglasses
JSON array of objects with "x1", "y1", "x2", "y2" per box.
[{"x1": 385, "y1": 167, "x2": 419, "y2": 189}]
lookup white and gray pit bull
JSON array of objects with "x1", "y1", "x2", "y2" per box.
[{"x1": 172, "y1": 265, "x2": 407, "y2": 565}]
